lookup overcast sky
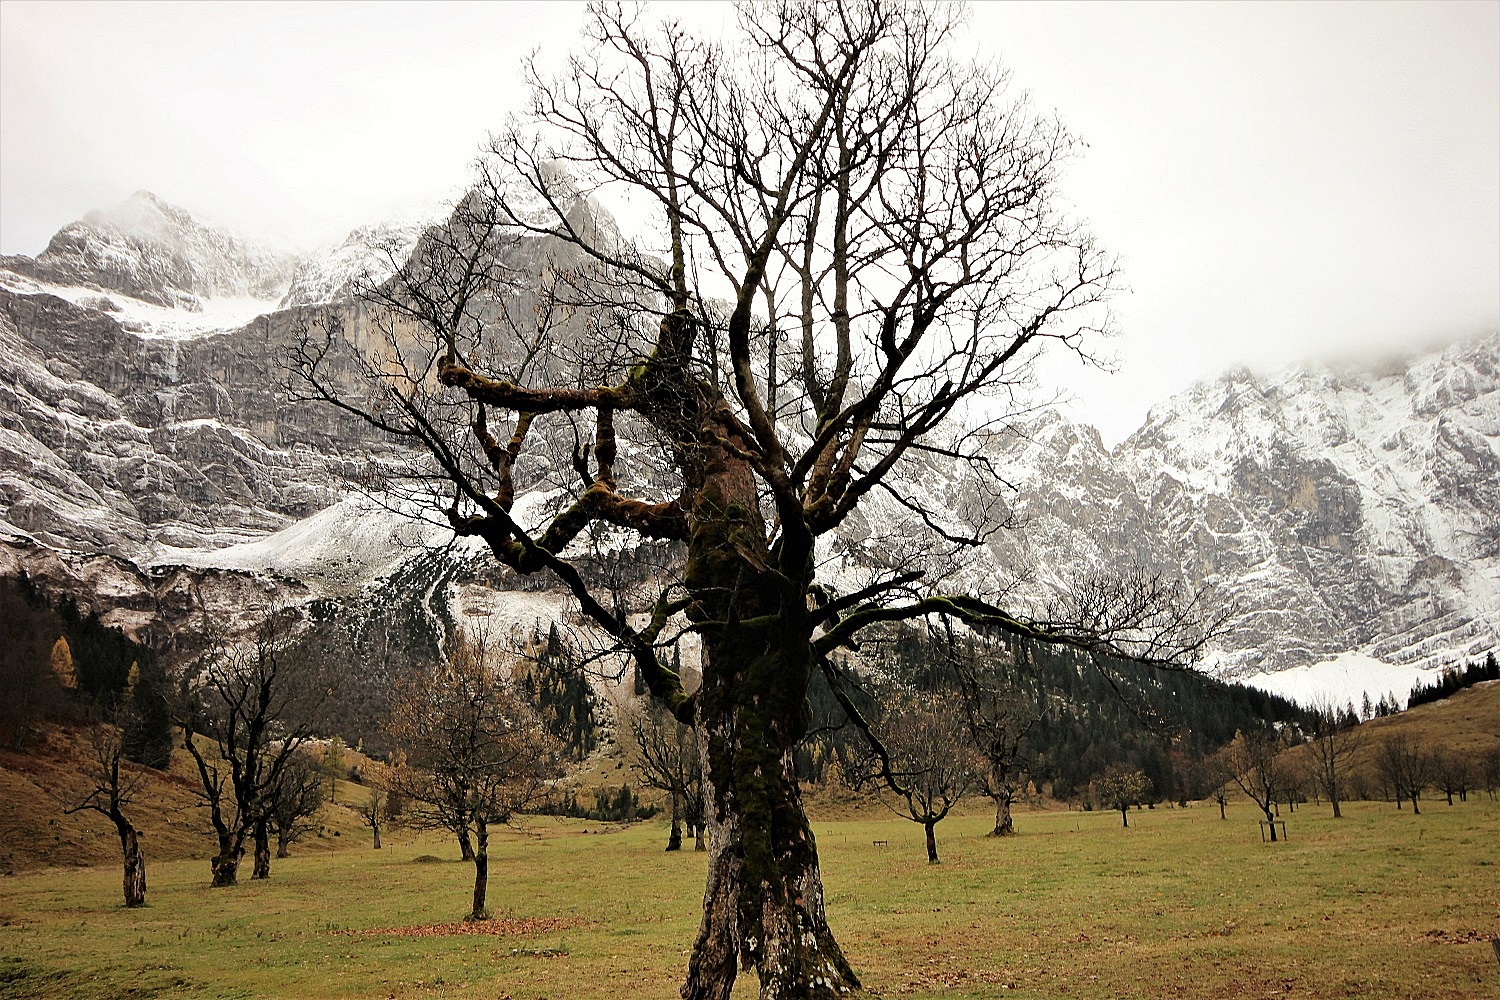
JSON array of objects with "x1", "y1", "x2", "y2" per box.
[{"x1": 2, "y1": 1, "x2": 1496, "y2": 444}]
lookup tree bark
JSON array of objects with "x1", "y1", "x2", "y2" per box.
[
  {"x1": 469, "y1": 818, "x2": 489, "y2": 921},
  {"x1": 251, "y1": 818, "x2": 271, "y2": 879},
  {"x1": 1330, "y1": 794, "x2": 1342, "y2": 820},
  {"x1": 458, "y1": 826, "x2": 475, "y2": 862},
  {"x1": 372, "y1": 822, "x2": 382, "y2": 850},
  {"x1": 276, "y1": 829, "x2": 292, "y2": 859},
  {"x1": 210, "y1": 831, "x2": 241, "y2": 887},
  {"x1": 681, "y1": 656, "x2": 860, "y2": 998},
  {"x1": 990, "y1": 791, "x2": 1014, "y2": 837},
  {"x1": 115, "y1": 816, "x2": 146, "y2": 908},
  {"x1": 694, "y1": 823, "x2": 706, "y2": 852},
  {"x1": 667, "y1": 788, "x2": 683, "y2": 852},
  {"x1": 924, "y1": 819, "x2": 939, "y2": 864},
  {"x1": 1119, "y1": 806, "x2": 1129, "y2": 828},
  {"x1": 211, "y1": 852, "x2": 239, "y2": 887}
]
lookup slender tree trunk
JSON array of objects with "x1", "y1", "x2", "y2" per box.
[
  {"x1": 251, "y1": 819, "x2": 271, "y2": 879},
  {"x1": 667, "y1": 788, "x2": 683, "y2": 852},
  {"x1": 1263, "y1": 805, "x2": 1278, "y2": 842},
  {"x1": 1119, "y1": 805, "x2": 1129, "y2": 828},
  {"x1": 371, "y1": 821, "x2": 382, "y2": 850},
  {"x1": 469, "y1": 818, "x2": 489, "y2": 921},
  {"x1": 458, "y1": 826, "x2": 475, "y2": 862},
  {"x1": 1217, "y1": 796, "x2": 1226, "y2": 820},
  {"x1": 924, "y1": 819, "x2": 939, "y2": 864},
  {"x1": 1330, "y1": 795, "x2": 1342, "y2": 819},
  {"x1": 115, "y1": 816, "x2": 146, "y2": 908},
  {"x1": 1410, "y1": 792, "x2": 1421, "y2": 816},
  {"x1": 276, "y1": 829, "x2": 292, "y2": 859},
  {"x1": 694, "y1": 823, "x2": 706, "y2": 852}
]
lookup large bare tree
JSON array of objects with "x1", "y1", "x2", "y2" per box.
[{"x1": 291, "y1": 2, "x2": 1214, "y2": 995}]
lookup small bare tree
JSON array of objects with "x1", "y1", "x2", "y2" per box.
[
  {"x1": 951, "y1": 638, "x2": 1036, "y2": 837},
  {"x1": 1094, "y1": 765, "x2": 1151, "y2": 828},
  {"x1": 1373, "y1": 733, "x2": 1434, "y2": 814},
  {"x1": 851, "y1": 686, "x2": 978, "y2": 864},
  {"x1": 1304, "y1": 701, "x2": 1364, "y2": 819},
  {"x1": 618, "y1": 694, "x2": 704, "y2": 851},
  {"x1": 65, "y1": 687, "x2": 151, "y2": 907},
  {"x1": 1200, "y1": 749, "x2": 1234, "y2": 820},
  {"x1": 1479, "y1": 745, "x2": 1500, "y2": 801},
  {"x1": 386, "y1": 628, "x2": 561, "y2": 921},
  {"x1": 176, "y1": 609, "x2": 331, "y2": 886},
  {"x1": 358, "y1": 765, "x2": 390, "y2": 850},
  {"x1": 268, "y1": 749, "x2": 326, "y2": 858},
  {"x1": 1430, "y1": 745, "x2": 1473, "y2": 806},
  {"x1": 1223, "y1": 730, "x2": 1290, "y2": 840}
]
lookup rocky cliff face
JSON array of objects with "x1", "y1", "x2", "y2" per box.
[{"x1": 0, "y1": 195, "x2": 1494, "y2": 688}]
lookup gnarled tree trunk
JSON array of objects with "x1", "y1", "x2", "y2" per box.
[
  {"x1": 990, "y1": 789, "x2": 1015, "y2": 837},
  {"x1": 667, "y1": 788, "x2": 683, "y2": 852},
  {"x1": 679, "y1": 472, "x2": 861, "y2": 999},
  {"x1": 210, "y1": 828, "x2": 242, "y2": 887},
  {"x1": 251, "y1": 818, "x2": 271, "y2": 879},
  {"x1": 458, "y1": 826, "x2": 475, "y2": 862},
  {"x1": 115, "y1": 816, "x2": 146, "y2": 908}
]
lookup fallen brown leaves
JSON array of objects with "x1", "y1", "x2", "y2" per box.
[
  {"x1": 1420, "y1": 928, "x2": 1493, "y2": 945},
  {"x1": 355, "y1": 916, "x2": 583, "y2": 939}
]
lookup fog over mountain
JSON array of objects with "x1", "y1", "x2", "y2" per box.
[{"x1": 1, "y1": 193, "x2": 1494, "y2": 708}]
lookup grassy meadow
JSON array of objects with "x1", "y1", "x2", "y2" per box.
[{"x1": 1, "y1": 796, "x2": 1496, "y2": 1000}]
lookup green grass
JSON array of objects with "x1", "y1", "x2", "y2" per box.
[{"x1": 1, "y1": 799, "x2": 1496, "y2": 999}]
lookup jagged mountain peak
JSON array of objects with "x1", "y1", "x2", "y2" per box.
[
  {"x1": 8, "y1": 191, "x2": 300, "y2": 309},
  {"x1": 80, "y1": 189, "x2": 197, "y2": 236}
]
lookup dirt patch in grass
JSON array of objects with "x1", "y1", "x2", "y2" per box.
[{"x1": 355, "y1": 915, "x2": 583, "y2": 938}]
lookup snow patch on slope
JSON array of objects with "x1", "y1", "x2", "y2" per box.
[
  {"x1": 0, "y1": 268, "x2": 277, "y2": 340},
  {"x1": 150, "y1": 496, "x2": 451, "y2": 593},
  {"x1": 1237, "y1": 651, "x2": 1442, "y2": 711}
]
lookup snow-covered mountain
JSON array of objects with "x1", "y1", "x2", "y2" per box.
[
  {"x1": 1, "y1": 193, "x2": 1495, "y2": 708},
  {"x1": 1, "y1": 191, "x2": 298, "y2": 310},
  {"x1": 279, "y1": 218, "x2": 434, "y2": 309}
]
